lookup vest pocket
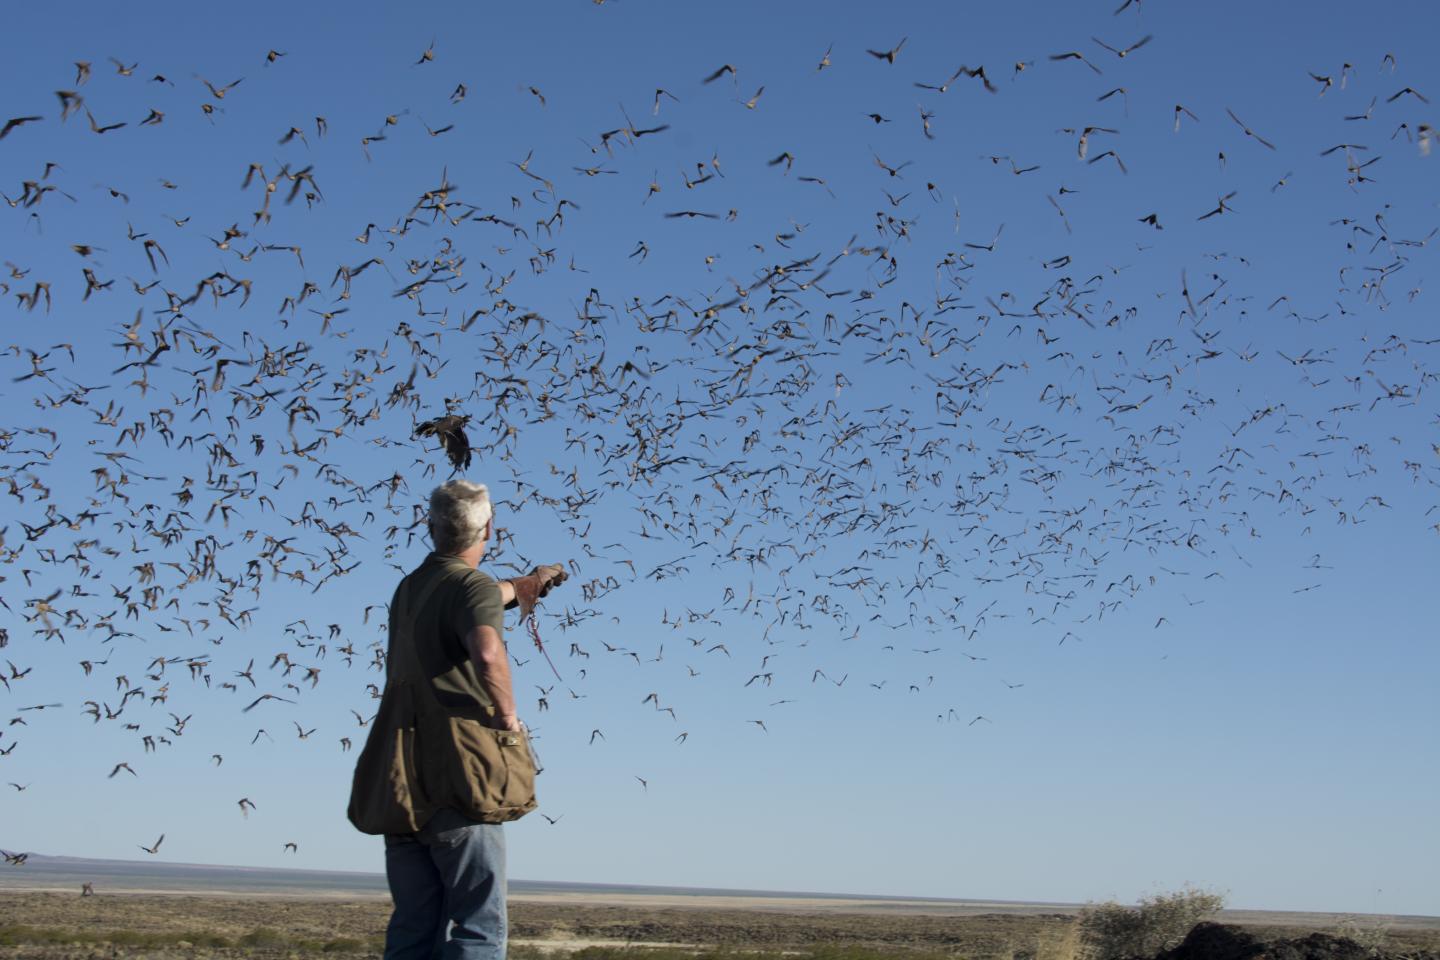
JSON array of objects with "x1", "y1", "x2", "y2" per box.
[{"x1": 447, "y1": 717, "x2": 537, "y2": 822}]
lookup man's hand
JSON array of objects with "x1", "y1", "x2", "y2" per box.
[{"x1": 492, "y1": 713, "x2": 522, "y2": 732}]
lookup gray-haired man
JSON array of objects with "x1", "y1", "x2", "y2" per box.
[{"x1": 368, "y1": 480, "x2": 566, "y2": 960}]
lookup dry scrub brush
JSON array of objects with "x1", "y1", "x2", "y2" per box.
[
  {"x1": 1330, "y1": 917, "x2": 1392, "y2": 957},
  {"x1": 1076, "y1": 886, "x2": 1227, "y2": 960}
]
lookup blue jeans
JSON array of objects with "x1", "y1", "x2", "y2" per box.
[{"x1": 383, "y1": 809, "x2": 507, "y2": 960}]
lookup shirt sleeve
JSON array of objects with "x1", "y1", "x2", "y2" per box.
[{"x1": 450, "y1": 570, "x2": 505, "y2": 641}]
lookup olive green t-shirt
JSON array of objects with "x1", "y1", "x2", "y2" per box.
[{"x1": 389, "y1": 553, "x2": 506, "y2": 721}]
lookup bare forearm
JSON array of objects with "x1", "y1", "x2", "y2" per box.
[
  {"x1": 478, "y1": 649, "x2": 516, "y2": 721},
  {"x1": 463, "y1": 625, "x2": 517, "y2": 723},
  {"x1": 479, "y1": 664, "x2": 516, "y2": 723}
]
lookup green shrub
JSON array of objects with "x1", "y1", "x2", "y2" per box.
[
  {"x1": 320, "y1": 935, "x2": 371, "y2": 952},
  {"x1": 239, "y1": 926, "x2": 288, "y2": 948},
  {"x1": 0, "y1": 925, "x2": 54, "y2": 946},
  {"x1": 0, "y1": 923, "x2": 383, "y2": 954},
  {"x1": 1077, "y1": 886, "x2": 1226, "y2": 960}
]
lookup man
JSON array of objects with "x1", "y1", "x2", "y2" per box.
[{"x1": 352, "y1": 479, "x2": 566, "y2": 960}]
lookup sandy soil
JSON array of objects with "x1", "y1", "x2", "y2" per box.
[{"x1": 0, "y1": 890, "x2": 1435, "y2": 960}]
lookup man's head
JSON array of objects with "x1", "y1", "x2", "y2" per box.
[{"x1": 428, "y1": 479, "x2": 493, "y2": 557}]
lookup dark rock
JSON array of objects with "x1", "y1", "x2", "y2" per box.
[
  {"x1": 1155, "y1": 922, "x2": 1269, "y2": 960},
  {"x1": 1266, "y1": 932, "x2": 1376, "y2": 960},
  {"x1": 1155, "y1": 922, "x2": 1380, "y2": 960}
]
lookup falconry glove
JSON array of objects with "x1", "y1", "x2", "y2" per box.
[{"x1": 507, "y1": 563, "x2": 568, "y2": 620}]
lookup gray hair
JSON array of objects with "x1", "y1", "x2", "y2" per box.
[{"x1": 428, "y1": 480, "x2": 494, "y2": 554}]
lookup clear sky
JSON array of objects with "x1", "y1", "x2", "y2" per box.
[{"x1": 0, "y1": 0, "x2": 1437, "y2": 917}]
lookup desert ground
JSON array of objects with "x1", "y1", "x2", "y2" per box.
[{"x1": 1, "y1": 890, "x2": 1437, "y2": 960}]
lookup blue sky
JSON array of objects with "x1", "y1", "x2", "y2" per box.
[{"x1": 0, "y1": 0, "x2": 1437, "y2": 917}]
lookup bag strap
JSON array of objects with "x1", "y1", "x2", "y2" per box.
[
  {"x1": 391, "y1": 572, "x2": 450, "y2": 684},
  {"x1": 400, "y1": 571, "x2": 450, "y2": 626}
]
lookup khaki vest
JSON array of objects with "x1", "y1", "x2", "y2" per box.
[{"x1": 347, "y1": 572, "x2": 538, "y2": 834}]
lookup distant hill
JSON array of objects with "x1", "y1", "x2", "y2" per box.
[
  {"x1": 0, "y1": 852, "x2": 1025, "y2": 903},
  {"x1": 0, "y1": 855, "x2": 1430, "y2": 928},
  {"x1": 0, "y1": 852, "x2": 391, "y2": 896}
]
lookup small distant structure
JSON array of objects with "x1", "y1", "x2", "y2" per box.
[{"x1": 81, "y1": 882, "x2": 94, "y2": 897}]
